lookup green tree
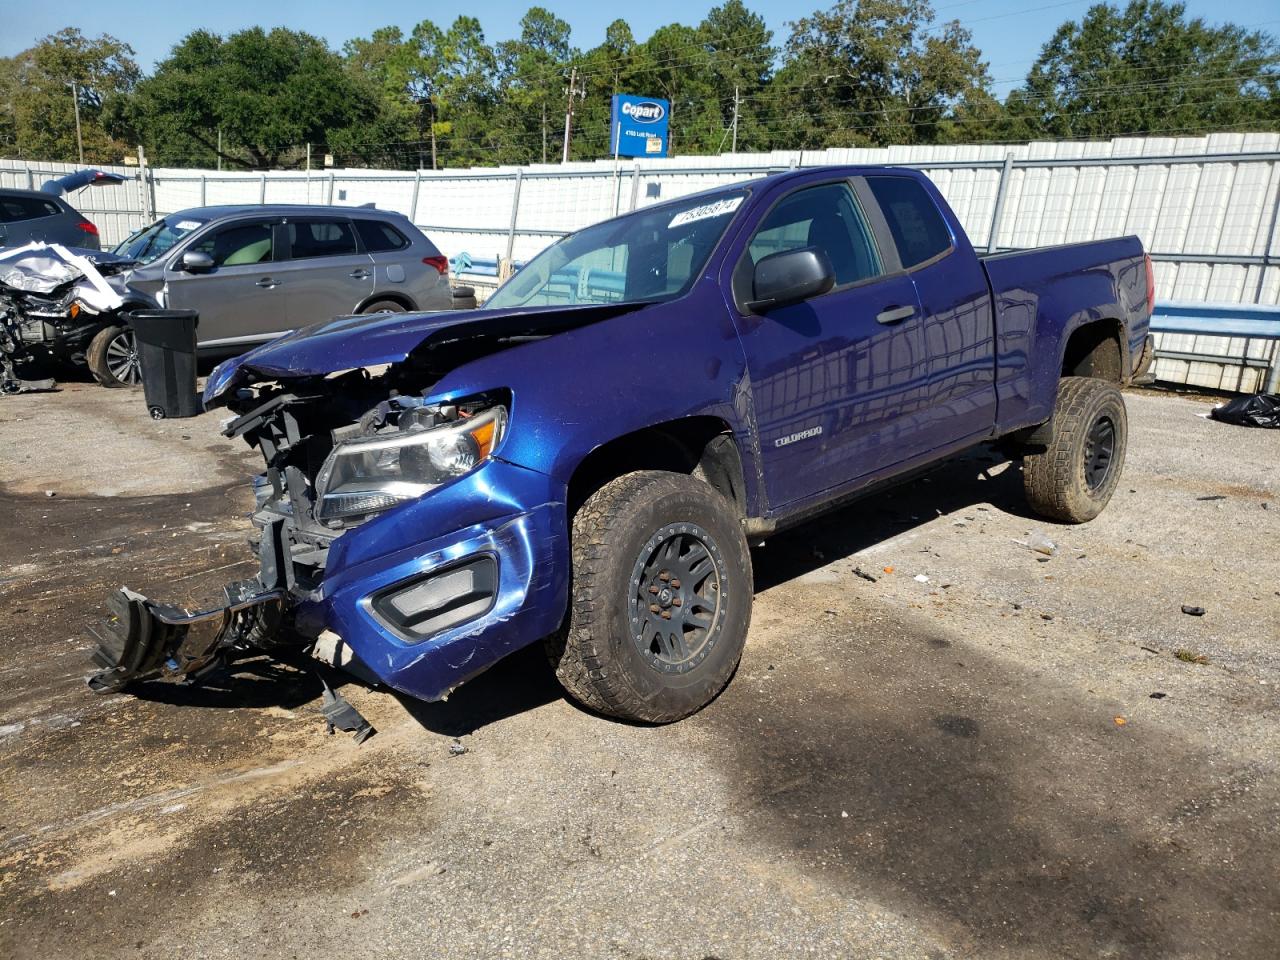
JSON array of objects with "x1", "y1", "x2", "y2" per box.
[
  {"x1": 700, "y1": 0, "x2": 776, "y2": 152},
  {"x1": 495, "y1": 8, "x2": 574, "y2": 163},
  {"x1": 433, "y1": 18, "x2": 499, "y2": 167},
  {"x1": 572, "y1": 20, "x2": 641, "y2": 159},
  {"x1": 1008, "y1": 0, "x2": 1278, "y2": 139},
  {"x1": 774, "y1": 0, "x2": 993, "y2": 147},
  {"x1": 0, "y1": 28, "x2": 138, "y2": 162},
  {"x1": 635, "y1": 23, "x2": 717, "y2": 155},
  {"x1": 131, "y1": 27, "x2": 374, "y2": 169}
]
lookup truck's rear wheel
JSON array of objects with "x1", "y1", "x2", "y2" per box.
[
  {"x1": 1023, "y1": 376, "x2": 1128, "y2": 523},
  {"x1": 547, "y1": 470, "x2": 752, "y2": 723}
]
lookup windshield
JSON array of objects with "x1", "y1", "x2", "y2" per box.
[
  {"x1": 113, "y1": 216, "x2": 209, "y2": 265},
  {"x1": 485, "y1": 189, "x2": 749, "y2": 309}
]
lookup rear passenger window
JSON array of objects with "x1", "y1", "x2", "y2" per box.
[
  {"x1": 0, "y1": 196, "x2": 60, "y2": 222},
  {"x1": 866, "y1": 176, "x2": 952, "y2": 268},
  {"x1": 288, "y1": 220, "x2": 357, "y2": 259},
  {"x1": 748, "y1": 182, "x2": 882, "y2": 287},
  {"x1": 354, "y1": 220, "x2": 409, "y2": 252}
]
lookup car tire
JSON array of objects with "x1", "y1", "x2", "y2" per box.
[
  {"x1": 546, "y1": 470, "x2": 752, "y2": 723},
  {"x1": 87, "y1": 324, "x2": 141, "y2": 387},
  {"x1": 1023, "y1": 376, "x2": 1128, "y2": 523},
  {"x1": 359, "y1": 299, "x2": 407, "y2": 314}
]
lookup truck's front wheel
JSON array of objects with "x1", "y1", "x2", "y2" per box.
[
  {"x1": 548, "y1": 470, "x2": 752, "y2": 723},
  {"x1": 1023, "y1": 376, "x2": 1128, "y2": 523}
]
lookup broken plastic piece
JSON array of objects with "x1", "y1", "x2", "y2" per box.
[
  {"x1": 318, "y1": 674, "x2": 376, "y2": 745},
  {"x1": 1181, "y1": 605, "x2": 1206, "y2": 617},
  {"x1": 1020, "y1": 531, "x2": 1057, "y2": 556}
]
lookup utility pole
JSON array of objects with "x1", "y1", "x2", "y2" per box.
[
  {"x1": 305, "y1": 142, "x2": 311, "y2": 172},
  {"x1": 562, "y1": 67, "x2": 578, "y2": 164},
  {"x1": 731, "y1": 84, "x2": 740, "y2": 154},
  {"x1": 67, "y1": 81, "x2": 84, "y2": 164},
  {"x1": 429, "y1": 96, "x2": 437, "y2": 171}
]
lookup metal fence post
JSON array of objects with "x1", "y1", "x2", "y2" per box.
[
  {"x1": 504, "y1": 170, "x2": 524, "y2": 265},
  {"x1": 327, "y1": 172, "x2": 335, "y2": 204},
  {"x1": 259, "y1": 173, "x2": 267, "y2": 204},
  {"x1": 629, "y1": 163, "x2": 642, "y2": 212},
  {"x1": 200, "y1": 174, "x2": 207, "y2": 207},
  {"x1": 985, "y1": 153, "x2": 1015, "y2": 254},
  {"x1": 25, "y1": 167, "x2": 34, "y2": 190},
  {"x1": 410, "y1": 170, "x2": 422, "y2": 223}
]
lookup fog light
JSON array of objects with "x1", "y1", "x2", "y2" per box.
[{"x1": 370, "y1": 556, "x2": 497, "y2": 642}]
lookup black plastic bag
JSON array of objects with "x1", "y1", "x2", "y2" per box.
[{"x1": 1209, "y1": 393, "x2": 1280, "y2": 428}]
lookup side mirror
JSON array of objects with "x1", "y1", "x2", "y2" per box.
[
  {"x1": 747, "y1": 246, "x2": 835, "y2": 313},
  {"x1": 181, "y1": 250, "x2": 215, "y2": 274}
]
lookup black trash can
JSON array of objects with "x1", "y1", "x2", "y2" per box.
[{"x1": 128, "y1": 309, "x2": 202, "y2": 419}]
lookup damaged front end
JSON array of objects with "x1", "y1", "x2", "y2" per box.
[
  {"x1": 89, "y1": 317, "x2": 574, "y2": 711},
  {"x1": 89, "y1": 581, "x2": 284, "y2": 693}
]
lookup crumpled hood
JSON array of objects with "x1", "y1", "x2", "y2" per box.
[{"x1": 203, "y1": 301, "x2": 652, "y2": 407}]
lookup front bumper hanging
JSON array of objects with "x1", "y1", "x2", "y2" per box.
[{"x1": 87, "y1": 580, "x2": 284, "y2": 693}]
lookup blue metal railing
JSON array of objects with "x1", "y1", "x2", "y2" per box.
[{"x1": 1150, "y1": 301, "x2": 1280, "y2": 392}]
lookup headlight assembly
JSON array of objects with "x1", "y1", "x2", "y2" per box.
[{"x1": 314, "y1": 404, "x2": 507, "y2": 521}]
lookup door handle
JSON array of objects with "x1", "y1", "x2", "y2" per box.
[
  {"x1": 256, "y1": 278, "x2": 278, "y2": 288},
  {"x1": 876, "y1": 304, "x2": 915, "y2": 325},
  {"x1": 349, "y1": 269, "x2": 370, "y2": 279}
]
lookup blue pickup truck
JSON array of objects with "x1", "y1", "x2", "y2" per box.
[{"x1": 91, "y1": 166, "x2": 1154, "y2": 725}]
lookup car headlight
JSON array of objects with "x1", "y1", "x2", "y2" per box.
[{"x1": 314, "y1": 404, "x2": 507, "y2": 521}]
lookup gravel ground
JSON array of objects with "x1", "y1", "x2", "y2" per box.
[{"x1": 0, "y1": 382, "x2": 1277, "y2": 960}]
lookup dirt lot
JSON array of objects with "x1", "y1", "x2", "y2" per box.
[{"x1": 1, "y1": 382, "x2": 1277, "y2": 960}]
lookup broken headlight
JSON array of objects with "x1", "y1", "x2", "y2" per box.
[{"x1": 314, "y1": 404, "x2": 507, "y2": 521}]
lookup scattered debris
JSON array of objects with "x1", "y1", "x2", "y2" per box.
[
  {"x1": 1114, "y1": 716, "x2": 1127, "y2": 726},
  {"x1": 882, "y1": 566, "x2": 895, "y2": 574},
  {"x1": 448, "y1": 740, "x2": 468, "y2": 756},
  {"x1": 852, "y1": 567, "x2": 878, "y2": 583},
  {"x1": 1140, "y1": 646, "x2": 1161, "y2": 655},
  {"x1": 1150, "y1": 692, "x2": 1168, "y2": 699},
  {"x1": 1011, "y1": 602, "x2": 1022, "y2": 610},
  {"x1": 44, "y1": 490, "x2": 56, "y2": 498},
  {"x1": 1181, "y1": 605, "x2": 1206, "y2": 617},
  {"x1": 1015, "y1": 531, "x2": 1057, "y2": 556},
  {"x1": 1040, "y1": 613, "x2": 1054, "y2": 621},
  {"x1": 1195, "y1": 495, "x2": 1226, "y2": 502},
  {"x1": 317, "y1": 674, "x2": 376, "y2": 745},
  {"x1": 1174, "y1": 649, "x2": 1210, "y2": 665},
  {"x1": 913, "y1": 574, "x2": 930, "y2": 583},
  {"x1": 1208, "y1": 392, "x2": 1280, "y2": 428}
]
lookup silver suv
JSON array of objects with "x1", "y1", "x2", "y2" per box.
[
  {"x1": 0, "y1": 189, "x2": 103, "y2": 250},
  {"x1": 92, "y1": 205, "x2": 452, "y2": 385}
]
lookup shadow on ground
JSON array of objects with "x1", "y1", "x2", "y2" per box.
[{"x1": 711, "y1": 554, "x2": 1277, "y2": 958}]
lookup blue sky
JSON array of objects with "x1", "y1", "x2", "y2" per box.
[{"x1": 2, "y1": 0, "x2": 1277, "y2": 97}]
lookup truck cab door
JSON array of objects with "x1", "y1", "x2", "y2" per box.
[
  {"x1": 727, "y1": 178, "x2": 930, "y2": 510},
  {"x1": 163, "y1": 217, "x2": 287, "y2": 348},
  {"x1": 863, "y1": 175, "x2": 996, "y2": 452}
]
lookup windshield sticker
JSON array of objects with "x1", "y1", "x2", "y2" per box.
[
  {"x1": 668, "y1": 197, "x2": 743, "y2": 229},
  {"x1": 174, "y1": 220, "x2": 202, "y2": 232}
]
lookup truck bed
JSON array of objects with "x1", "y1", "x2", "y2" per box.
[{"x1": 980, "y1": 236, "x2": 1150, "y2": 433}]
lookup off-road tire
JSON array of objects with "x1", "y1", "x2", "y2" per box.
[
  {"x1": 87, "y1": 324, "x2": 139, "y2": 387},
  {"x1": 1024, "y1": 376, "x2": 1128, "y2": 523},
  {"x1": 359, "y1": 299, "x2": 407, "y2": 314},
  {"x1": 546, "y1": 470, "x2": 752, "y2": 723}
]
